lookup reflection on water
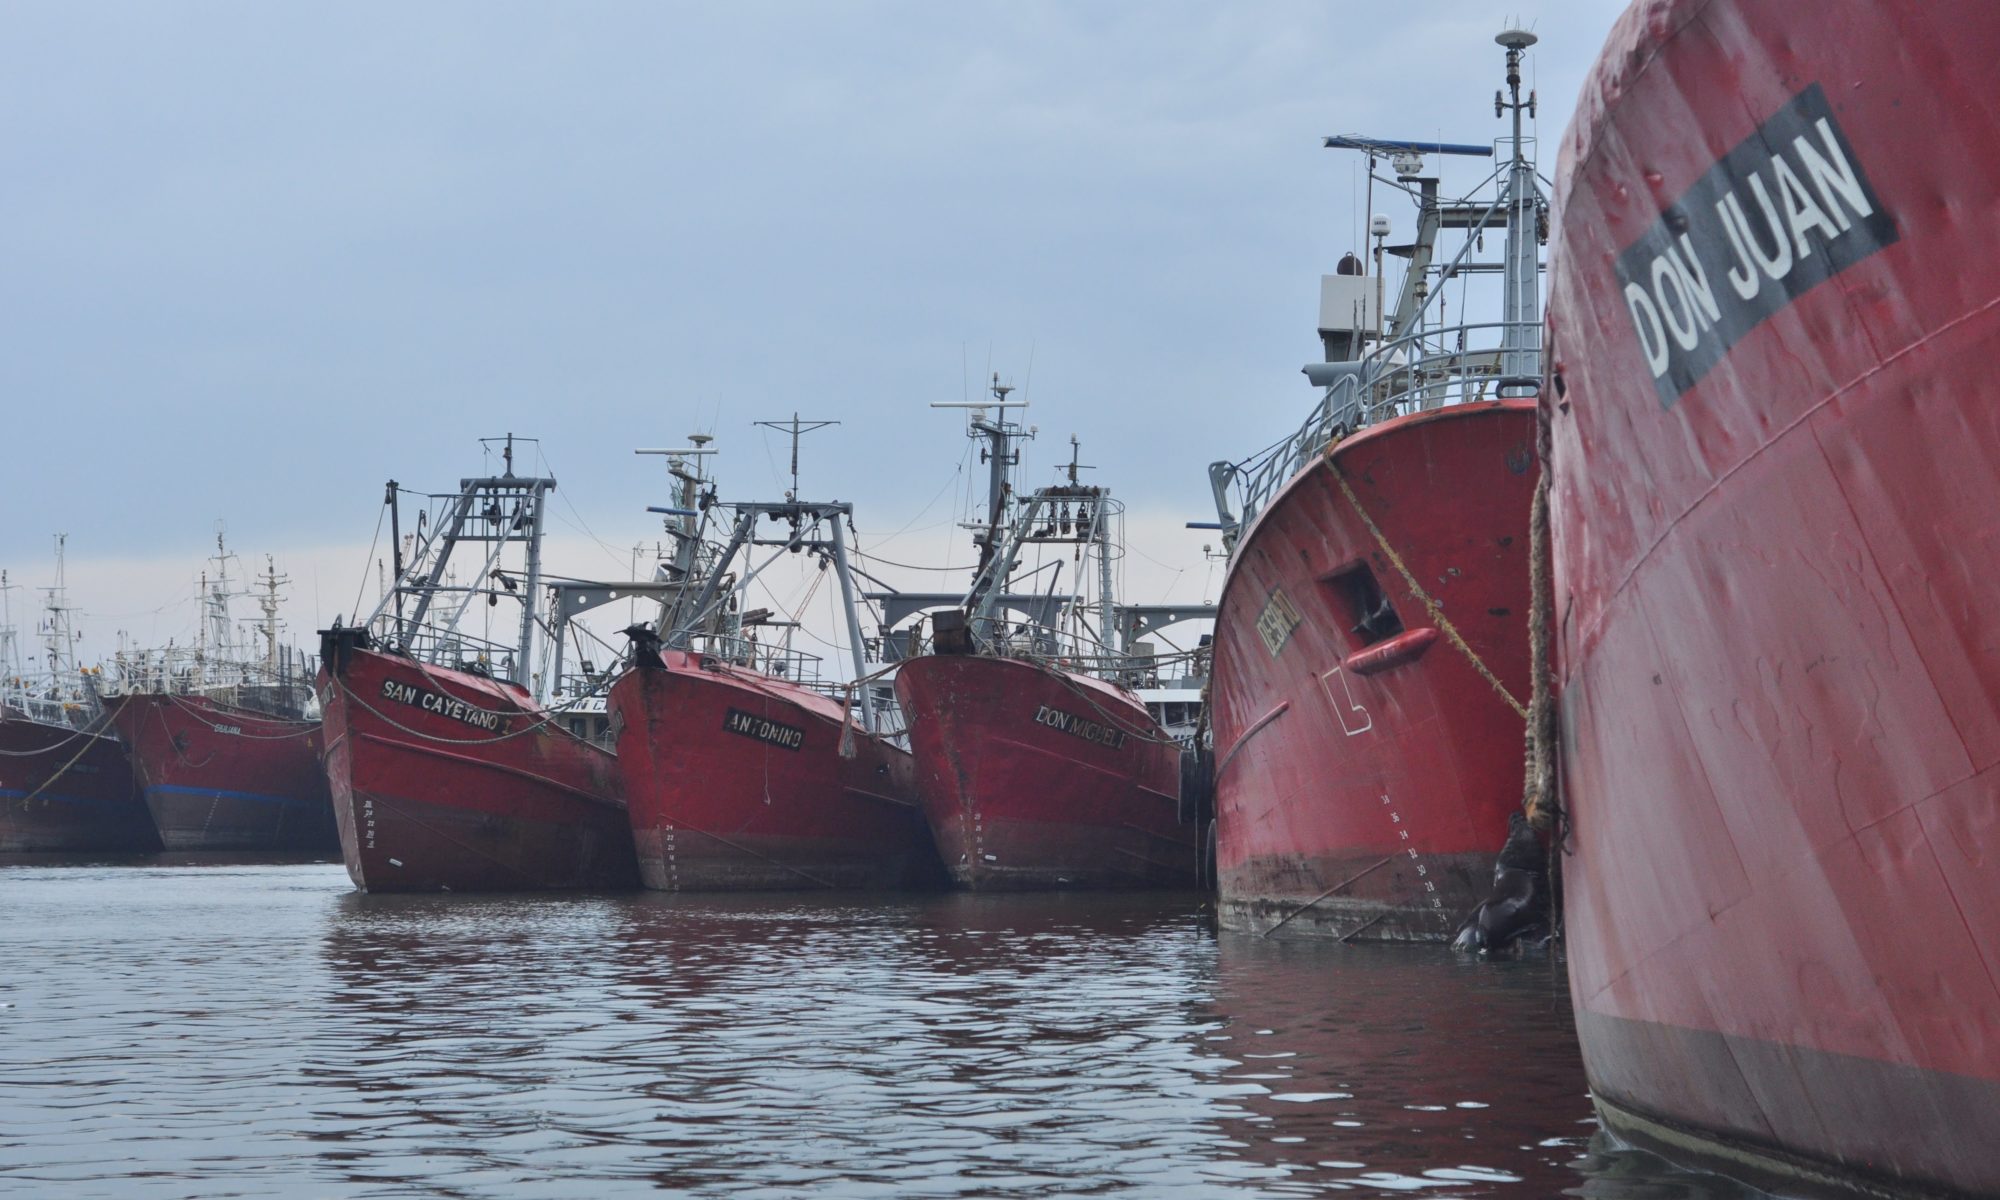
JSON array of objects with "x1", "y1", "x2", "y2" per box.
[{"x1": 0, "y1": 862, "x2": 1756, "y2": 1198}]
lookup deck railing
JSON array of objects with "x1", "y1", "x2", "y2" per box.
[
  {"x1": 1210, "y1": 318, "x2": 1541, "y2": 546},
  {"x1": 689, "y1": 632, "x2": 825, "y2": 687}
]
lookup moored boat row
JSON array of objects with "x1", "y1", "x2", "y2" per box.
[
  {"x1": 11, "y1": 7, "x2": 1999, "y2": 1191},
  {"x1": 310, "y1": 425, "x2": 1210, "y2": 897}
]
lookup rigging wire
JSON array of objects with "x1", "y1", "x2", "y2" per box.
[
  {"x1": 853, "y1": 440, "x2": 974, "y2": 546},
  {"x1": 851, "y1": 550, "x2": 975, "y2": 574},
  {"x1": 536, "y1": 446, "x2": 636, "y2": 572},
  {"x1": 344, "y1": 500, "x2": 388, "y2": 625}
]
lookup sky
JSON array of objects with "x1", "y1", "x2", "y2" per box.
[{"x1": 0, "y1": 0, "x2": 1628, "y2": 670}]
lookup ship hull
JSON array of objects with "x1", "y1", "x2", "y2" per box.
[
  {"x1": 611, "y1": 651, "x2": 933, "y2": 891},
  {"x1": 1210, "y1": 401, "x2": 1538, "y2": 940},
  {"x1": 1548, "y1": 1, "x2": 2000, "y2": 1193},
  {"x1": 107, "y1": 693, "x2": 337, "y2": 853},
  {"x1": 318, "y1": 639, "x2": 637, "y2": 892},
  {"x1": 895, "y1": 654, "x2": 1196, "y2": 889},
  {"x1": 0, "y1": 712, "x2": 156, "y2": 853}
]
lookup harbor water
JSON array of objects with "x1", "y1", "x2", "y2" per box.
[{"x1": 0, "y1": 861, "x2": 1749, "y2": 1198}]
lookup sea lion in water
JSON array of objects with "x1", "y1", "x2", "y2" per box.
[{"x1": 1452, "y1": 811, "x2": 1551, "y2": 955}]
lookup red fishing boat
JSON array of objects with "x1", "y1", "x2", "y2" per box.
[
  {"x1": 103, "y1": 543, "x2": 336, "y2": 853},
  {"x1": 1203, "y1": 39, "x2": 1545, "y2": 939},
  {"x1": 611, "y1": 444, "x2": 934, "y2": 892},
  {"x1": 891, "y1": 404, "x2": 1201, "y2": 890},
  {"x1": 1547, "y1": 1, "x2": 2000, "y2": 1193},
  {"x1": 319, "y1": 628, "x2": 633, "y2": 891},
  {"x1": 895, "y1": 652, "x2": 1194, "y2": 889},
  {"x1": 318, "y1": 437, "x2": 637, "y2": 892},
  {"x1": 106, "y1": 692, "x2": 332, "y2": 853},
  {"x1": 0, "y1": 543, "x2": 156, "y2": 853},
  {"x1": 0, "y1": 707, "x2": 152, "y2": 853},
  {"x1": 614, "y1": 637, "x2": 930, "y2": 891}
]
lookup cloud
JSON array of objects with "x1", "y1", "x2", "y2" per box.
[{"x1": 0, "y1": 0, "x2": 1626, "y2": 588}]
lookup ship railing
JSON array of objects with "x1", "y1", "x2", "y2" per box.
[
  {"x1": 389, "y1": 624, "x2": 521, "y2": 680},
  {"x1": 1215, "y1": 318, "x2": 1542, "y2": 544},
  {"x1": 688, "y1": 632, "x2": 824, "y2": 686},
  {"x1": 100, "y1": 647, "x2": 317, "y2": 715},
  {"x1": 1, "y1": 687, "x2": 98, "y2": 730},
  {"x1": 1019, "y1": 644, "x2": 1210, "y2": 691},
  {"x1": 547, "y1": 669, "x2": 618, "y2": 704}
]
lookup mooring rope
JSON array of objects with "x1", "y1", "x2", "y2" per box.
[
  {"x1": 0, "y1": 713, "x2": 97, "y2": 757},
  {"x1": 1520, "y1": 445, "x2": 1559, "y2": 833},
  {"x1": 155, "y1": 698, "x2": 217, "y2": 769},
  {"x1": 1328, "y1": 461, "x2": 1528, "y2": 720},
  {"x1": 164, "y1": 692, "x2": 320, "y2": 742},
  {"x1": 9, "y1": 713, "x2": 116, "y2": 810}
]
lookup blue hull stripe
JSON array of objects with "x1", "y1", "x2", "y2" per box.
[
  {"x1": 145, "y1": 784, "x2": 325, "y2": 810},
  {"x1": 0, "y1": 787, "x2": 140, "y2": 808}
]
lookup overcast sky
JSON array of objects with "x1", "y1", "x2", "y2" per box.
[{"x1": 1, "y1": 1, "x2": 1626, "y2": 660}]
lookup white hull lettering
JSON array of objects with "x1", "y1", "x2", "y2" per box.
[
  {"x1": 722, "y1": 707, "x2": 805, "y2": 751},
  {"x1": 1255, "y1": 588, "x2": 1304, "y2": 658},
  {"x1": 1032, "y1": 704, "x2": 1129, "y2": 751},
  {"x1": 377, "y1": 676, "x2": 508, "y2": 733},
  {"x1": 1614, "y1": 84, "x2": 1897, "y2": 406}
]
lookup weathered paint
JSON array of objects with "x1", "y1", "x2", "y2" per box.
[
  {"x1": 318, "y1": 647, "x2": 637, "y2": 892},
  {"x1": 0, "y1": 710, "x2": 155, "y2": 853},
  {"x1": 611, "y1": 650, "x2": 935, "y2": 891},
  {"x1": 1210, "y1": 400, "x2": 1539, "y2": 940},
  {"x1": 1549, "y1": 1, "x2": 2000, "y2": 1193},
  {"x1": 895, "y1": 654, "x2": 1196, "y2": 890},
  {"x1": 107, "y1": 693, "x2": 337, "y2": 853}
]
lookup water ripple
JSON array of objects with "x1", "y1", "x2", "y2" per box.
[{"x1": 0, "y1": 862, "x2": 1756, "y2": 1198}]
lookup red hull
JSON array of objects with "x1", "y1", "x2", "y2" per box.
[
  {"x1": 611, "y1": 650, "x2": 933, "y2": 891},
  {"x1": 318, "y1": 643, "x2": 637, "y2": 892},
  {"x1": 895, "y1": 654, "x2": 1196, "y2": 889},
  {"x1": 0, "y1": 712, "x2": 155, "y2": 853},
  {"x1": 1210, "y1": 402, "x2": 1539, "y2": 939},
  {"x1": 107, "y1": 693, "x2": 337, "y2": 853},
  {"x1": 1549, "y1": 2, "x2": 2000, "y2": 1193}
]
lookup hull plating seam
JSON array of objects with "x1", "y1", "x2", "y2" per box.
[{"x1": 352, "y1": 731, "x2": 623, "y2": 811}]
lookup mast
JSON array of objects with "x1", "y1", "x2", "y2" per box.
[
  {"x1": 930, "y1": 373, "x2": 1032, "y2": 612},
  {"x1": 1496, "y1": 28, "x2": 1543, "y2": 386},
  {"x1": 205, "y1": 524, "x2": 237, "y2": 662},
  {"x1": 1096, "y1": 492, "x2": 1115, "y2": 656},
  {"x1": 655, "y1": 418, "x2": 877, "y2": 722},
  {"x1": 511, "y1": 436, "x2": 549, "y2": 687},
  {"x1": 362, "y1": 435, "x2": 557, "y2": 693},
  {"x1": 1063, "y1": 435, "x2": 1116, "y2": 653},
  {"x1": 753, "y1": 414, "x2": 837, "y2": 501},
  {"x1": 39, "y1": 534, "x2": 76, "y2": 689},
  {"x1": 0, "y1": 569, "x2": 19, "y2": 693},
  {"x1": 635, "y1": 432, "x2": 720, "y2": 638},
  {"x1": 386, "y1": 480, "x2": 405, "y2": 643},
  {"x1": 255, "y1": 555, "x2": 289, "y2": 674},
  {"x1": 827, "y1": 517, "x2": 876, "y2": 732}
]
